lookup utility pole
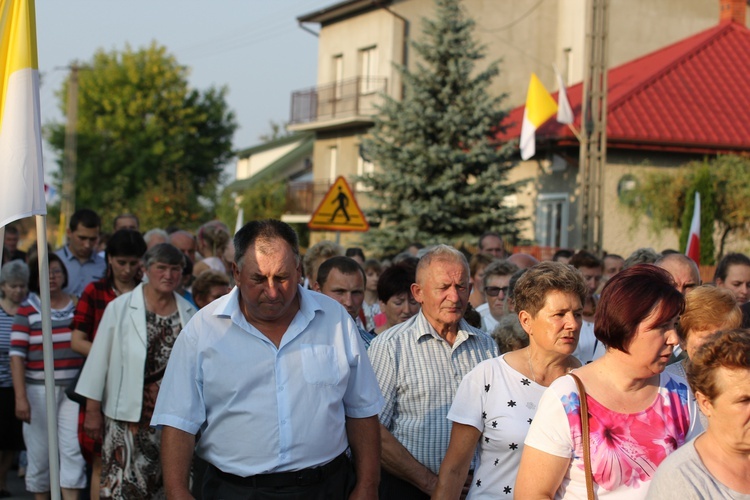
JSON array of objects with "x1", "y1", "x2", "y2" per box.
[
  {"x1": 578, "y1": 0, "x2": 609, "y2": 253},
  {"x1": 60, "y1": 64, "x2": 80, "y2": 230}
]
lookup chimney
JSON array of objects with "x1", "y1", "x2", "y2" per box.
[{"x1": 720, "y1": 0, "x2": 747, "y2": 24}]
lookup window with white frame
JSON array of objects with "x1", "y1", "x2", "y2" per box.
[
  {"x1": 333, "y1": 54, "x2": 343, "y2": 100},
  {"x1": 329, "y1": 146, "x2": 338, "y2": 181},
  {"x1": 356, "y1": 144, "x2": 374, "y2": 191},
  {"x1": 536, "y1": 193, "x2": 570, "y2": 248},
  {"x1": 359, "y1": 46, "x2": 378, "y2": 94}
]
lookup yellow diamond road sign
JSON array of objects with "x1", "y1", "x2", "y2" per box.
[{"x1": 308, "y1": 176, "x2": 369, "y2": 232}]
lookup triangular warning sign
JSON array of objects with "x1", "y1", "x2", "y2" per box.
[{"x1": 308, "y1": 177, "x2": 369, "y2": 232}]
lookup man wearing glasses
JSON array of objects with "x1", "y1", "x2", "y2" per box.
[{"x1": 476, "y1": 260, "x2": 520, "y2": 333}]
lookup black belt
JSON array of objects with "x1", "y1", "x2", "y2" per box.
[{"x1": 210, "y1": 453, "x2": 348, "y2": 488}]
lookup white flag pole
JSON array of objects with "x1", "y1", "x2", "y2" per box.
[
  {"x1": 35, "y1": 214, "x2": 62, "y2": 500},
  {"x1": 0, "y1": 226, "x2": 5, "y2": 265}
]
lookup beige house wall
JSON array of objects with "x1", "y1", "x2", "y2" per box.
[
  {"x1": 302, "y1": 0, "x2": 737, "y2": 252},
  {"x1": 383, "y1": 0, "x2": 721, "y2": 106},
  {"x1": 513, "y1": 152, "x2": 685, "y2": 255},
  {"x1": 316, "y1": 8, "x2": 405, "y2": 100},
  {"x1": 311, "y1": 130, "x2": 365, "y2": 183},
  {"x1": 600, "y1": 158, "x2": 681, "y2": 256}
]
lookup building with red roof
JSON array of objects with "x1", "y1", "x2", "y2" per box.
[{"x1": 498, "y1": 2, "x2": 750, "y2": 255}]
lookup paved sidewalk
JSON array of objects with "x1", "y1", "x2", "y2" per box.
[{"x1": 5, "y1": 471, "x2": 34, "y2": 499}]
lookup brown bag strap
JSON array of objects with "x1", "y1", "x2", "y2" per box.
[{"x1": 570, "y1": 373, "x2": 595, "y2": 500}]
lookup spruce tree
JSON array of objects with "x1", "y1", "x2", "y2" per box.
[{"x1": 359, "y1": 0, "x2": 523, "y2": 256}]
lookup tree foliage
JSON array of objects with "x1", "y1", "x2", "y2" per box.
[
  {"x1": 258, "y1": 120, "x2": 292, "y2": 143},
  {"x1": 216, "y1": 181, "x2": 288, "y2": 229},
  {"x1": 358, "y1": 0, "x2": 523, "y2": 256},
  {"x1": 46, "y1": 42, "x2": 237, "y2": 227},
  {"x1": 627, "y1": 155, "x2": 750, "y2": 263},
  {"x1": 678, "y1": 164, "x2": 716, "y2": 265}
]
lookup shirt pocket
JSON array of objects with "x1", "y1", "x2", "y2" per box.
[{"x1": 300, "y1": 344, "x2": 341, "y2": 386}]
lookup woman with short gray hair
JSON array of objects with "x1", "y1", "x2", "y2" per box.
[
  {"x1": 76, "y1": 243, "x2": 195, "y2": 498},
  {"x1": 0, "y1": 260, "x2": 29, "y2": 496}
]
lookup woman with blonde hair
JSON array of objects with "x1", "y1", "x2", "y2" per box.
[
  {"x1": 193, "y1": 220, "x2": 231, "y2": 277},
  {"x1": 667, "y1": 285, "x2": 742, "y2": 380}
]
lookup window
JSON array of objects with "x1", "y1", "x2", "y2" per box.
[
  {"x1": 333, "y1": 54, "x2": 343, "y2": 100},
  {"x1": 536, "y1": 193, "x2": 570, "y2": 248},
  {"x1": 359, "y1": 46, "x2": 378, "y2": 93},
  {"x1": 356, "y1": 144, "x2": 374, "y2": 192},
  {"x1": 329, "y1": 146, "x2": 338, "y2": 181}
]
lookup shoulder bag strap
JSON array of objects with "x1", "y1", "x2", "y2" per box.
[{"x1": 569, "y1": 373, "x2": 595, "y2": 500}]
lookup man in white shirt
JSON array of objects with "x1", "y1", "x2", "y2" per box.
[
  {"x1": 570, "y1": 251, "x2": 605, "y2": 364},
  {"x1": 152, "y1": 219, "x2": 383, "y2": 499},
  {"x1": 476, "y1": 260, "x2": 520, "y2": 333}
]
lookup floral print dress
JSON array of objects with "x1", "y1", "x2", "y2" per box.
[
  {"x1": 524, "y1": 372, "x2": 702, "y2": 499},
  {"x1": 100, "y1": 310, "x2": 181, "y2": 499}
]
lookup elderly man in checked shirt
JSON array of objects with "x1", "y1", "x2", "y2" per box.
[{"x1": 368, "y1": 245, "x2": 498, "y2": 498}]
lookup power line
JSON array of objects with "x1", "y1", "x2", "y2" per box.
[
  {"x1": 476, "y1": 0, "x2": 547, "y2": 33},
  {"x1": 176, "y1": 0, "x2": 317, "y2": 59}
]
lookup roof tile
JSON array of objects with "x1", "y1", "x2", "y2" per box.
[{"x1": 498, "y1": 22, "x2": 750, "y2": 154}]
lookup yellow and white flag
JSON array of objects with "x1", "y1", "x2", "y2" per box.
[
  {"x1": 0, "y1": 0, "x2": 46, "y2": 228},
  {"x1": 519, "y1": 73, "x2": 558, "y2": 160}
]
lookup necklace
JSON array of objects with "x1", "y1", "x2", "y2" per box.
[{"x1": 527, "y1": 348, "x2": 537, "y2": 383}]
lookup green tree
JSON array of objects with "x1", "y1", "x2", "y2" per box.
[
  {"x1": 628, "y1": 155, "x2": 750, "y2": 262},
  {"x1": 359, "y1": 0, "x2": 523, "y2": 256},
  {"x1": 46, "y1": 42, "x2": 237, "y2": 226},
  {"x1": 216, "y1": 180, "x2": 287, "y2": 229},
  {"x1": 258, "y1": 120, "x2": 292, "y2": 143}
]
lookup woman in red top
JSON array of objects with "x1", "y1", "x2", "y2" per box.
[{"x1": 70, "y1": 229, "x2": 146, "y2": 500}]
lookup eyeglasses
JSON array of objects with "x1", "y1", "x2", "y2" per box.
[{"x1": 484, "y1": 286, "x2": 509, "y2": 297}]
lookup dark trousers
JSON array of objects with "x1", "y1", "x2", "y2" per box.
[
  {"x1": 378, "y1": 469, "x2": 429, "y2": 500},
  {"x1": 202, "y1": 455, "x2": 355, "y2": 500}
]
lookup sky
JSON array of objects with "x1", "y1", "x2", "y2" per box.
[{"x1": 36, "y1": 0, "x2": 334, "y2": 182}]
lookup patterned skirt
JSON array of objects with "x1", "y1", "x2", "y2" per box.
[
  {"x1": 99, "y1": 309, "x2": 181, "y2": 499},
  {"x1": 100, "y1": 416, "x2": 165, "y2": 499}
]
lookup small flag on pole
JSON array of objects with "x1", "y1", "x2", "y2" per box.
[
  {"x1": 555, "y1": 69, "x2": 573, "y2": 125},
  {"x1": 520, "y1": 73, "x2": 558, "y2": 160},
  {"x1": 685, "y1": 192, "x2": 701, "y2": 265},
  {"x1": 0, "y1": 0, "x2": 46, "y2": 228}
]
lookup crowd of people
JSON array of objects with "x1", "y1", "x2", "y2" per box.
[{"x1": 0, "y1": 215, "x2": 749, "y2": 499}]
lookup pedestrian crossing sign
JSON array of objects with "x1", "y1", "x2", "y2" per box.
[{"x1": 308, "y1": 176, "x2": 369, "y2": 232}]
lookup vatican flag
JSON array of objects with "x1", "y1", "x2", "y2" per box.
[
  {"x1": 519, "y1": 73, "x2": 558, "y2": 161},
  {"x1": 0, "y1": 0, "x2": 46, "y2": 228}
]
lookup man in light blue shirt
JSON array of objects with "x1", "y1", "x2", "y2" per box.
[
  {"x1": 152, "y1": 219, "x2": 383, "y2": 499},
  {"x1": 55, "y1": 208, "x2": 105, "y2": 297}
]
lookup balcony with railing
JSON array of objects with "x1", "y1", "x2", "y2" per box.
[{"x1": 288, "y1": 76, "x2": 387, "y2": 132}]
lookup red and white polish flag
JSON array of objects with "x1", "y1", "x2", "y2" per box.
[{"x1": 685, "y1": 192, "x2": 700, "y2": 265}]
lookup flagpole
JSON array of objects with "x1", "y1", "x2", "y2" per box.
[
  {"x1": 35, "y1": 214, "x2": 62, "y2": 500},
  {"x1": 566, "y1": 123, "x2": 582, "y2": 143}
]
